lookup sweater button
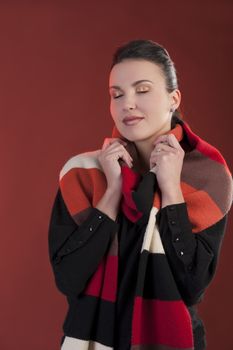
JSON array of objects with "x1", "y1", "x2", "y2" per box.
[
  {"x1": 174, "y1": 236, "x2": 180, "y2": 242},
  {"x1": 170, "y1": 220, "x2": 176, "y2": 225},
  {"x1": 180, "y1": 251, "x2": 184, "y2": 256},
  {"x1": 89, "y1": 226, "x2": 93, "y2": 231},
  {"x1": 98, "y1": 215, "x2": 102, "y2": 219},
  {"x1": 54, "y1": 256, "x2": 61, "y2": 263},
  {"x1": 187, "y1": 264, "x2": 193, "y2": 271}
]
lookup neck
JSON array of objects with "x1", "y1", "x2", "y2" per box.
[{"x1": 133, "y1": 119, "x2": 172, "y2": 174}]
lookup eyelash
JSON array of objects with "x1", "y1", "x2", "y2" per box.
[{"x1": 113, "y1": 90, "x2": 149, "y2": 99}]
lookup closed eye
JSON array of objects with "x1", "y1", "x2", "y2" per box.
[{"x1": 113, "y1": 90, "x2": 149, "y2": 99}]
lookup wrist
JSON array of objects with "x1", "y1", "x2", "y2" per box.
[
  {"x1": 106, "y1": 185, "x2": 121, "y2": 196},
  {"x1": 95, "y1": 187, "x2": 122, "y2": 221},
  {"x1": 161, "y1": 185, "x2": 185, "y2": 208}
]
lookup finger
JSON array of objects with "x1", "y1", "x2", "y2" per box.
[
  {"x1": 153, "y1": 143, "x2": 177, "y2": 153},
  {"x1": 153, "y1": 135, "x2": 169, "y2": 146},
  {"x1": 151, "y1": 164, "x2": 158, "y2": 174},
  {"x1": 166, "y1": 134, "x2": 181, "y2": 150},
  {"x1": 107, "y1": 143, "x2": 132, "y2": 157},
  {"x1": 107, "y1": 144, "x2": 133, "y2": 165},
  {"x1": 102, "y1": 137, "x2": 127, "y2": 150},
  {"x1": 106, "y1": 138, "x2": 127, "y2": 146},
  {"x1": 150, "y1": 150, "x2": 168, "y2": 160},
  {"x1": 153, "y1": 134, "x2": 180, "y2": 150},
  {"x1": 116, "y1": 150, "x2": 133, "y2": 168}
]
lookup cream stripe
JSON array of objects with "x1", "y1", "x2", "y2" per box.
[
  {"x1": 141, "y1": 206, "x2": 165, "y2": 254},
  {"x1": 59, "y1": 150, "x2": 102, "y2": 180},
  {"x1": 61, "y1": 336, "x2": 113, "y2": 350}
]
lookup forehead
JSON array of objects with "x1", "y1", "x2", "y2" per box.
[{"x1": 109, "y1": 59, "x2": 164, "y2": 88}]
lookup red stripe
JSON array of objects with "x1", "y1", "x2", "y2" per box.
[
  {"x1": 84, "y1": 255, "x2": 118, "y2": 302},
  {"x1": 121, "y1": 164, "x2": 144, "y2": 222},
  {"x1": 102, "y1": 255, "x2": 118, "y2": 301},
  {"x1": 131, "y1": 297, "x2": 193, "y2": 348}
]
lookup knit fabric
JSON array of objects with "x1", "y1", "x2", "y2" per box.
[{"x1": 59, "y1": 115, "x2": 232, "y2": 350}]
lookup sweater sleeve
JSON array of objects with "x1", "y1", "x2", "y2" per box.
[
  {"x1": 157, "y1": 202, "x2": 228, "y2": 306},
  {"x1": 132, "y1": 170, "x2": 229, "y2": 306},
  {"x1": 48, "y1": 188, "x2": 120, "y2": 298}
]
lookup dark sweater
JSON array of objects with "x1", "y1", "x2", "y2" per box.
[{"x1": 48, "y1": 172, "x2": 228, "y2": 350}]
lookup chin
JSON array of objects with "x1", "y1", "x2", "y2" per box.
[
  {"x1": 124, "y1": 134, "x2": 150, "y2": 143},
  {"x1": 116, "y1": 123, "x2": 152, "y2": 142}
]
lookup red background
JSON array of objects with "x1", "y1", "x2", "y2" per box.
[{"x1": 1, "y1": 1, "x2": 232, "y2": 349}]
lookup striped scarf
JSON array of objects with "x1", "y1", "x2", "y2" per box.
[{"x1": 59, "y1": 115, "x2": 232, "y2": 349}]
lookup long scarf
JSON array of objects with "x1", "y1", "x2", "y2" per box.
[{"x1": 59, "y1": 115, "x2": 232, "y2": 349}]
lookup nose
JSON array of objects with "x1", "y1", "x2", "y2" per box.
[{"x1": 122, "y1": 94, "x2": 137, "y2": 111}]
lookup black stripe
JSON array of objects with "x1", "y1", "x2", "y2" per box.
[
  {"x1": 62, "y1": 294, "x2": 115, "y2": 346},
  {"x1": 135, "y1": 251, "x2": 182, "y2": 300}
]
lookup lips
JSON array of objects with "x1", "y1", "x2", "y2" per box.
[
  {"x1": 123, "y1": 116, "x2": 144, "y2": 124},
  {"x1": 123, "y1": 117, "x2": 144, "y2": 126}
]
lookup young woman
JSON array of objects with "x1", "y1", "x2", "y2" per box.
[{"x1": 48, "y1": 40, "x2": 232, "y2": 350}]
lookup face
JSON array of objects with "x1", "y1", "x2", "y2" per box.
[{"x1": 109, "y1": 59, "x2": 181, "y2": 142}]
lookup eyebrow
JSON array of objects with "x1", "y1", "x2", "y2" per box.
[{"x1": 109, "y1": 79, "x2": 153, "y2": 90}]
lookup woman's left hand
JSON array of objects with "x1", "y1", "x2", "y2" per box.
[{"x1": 149, "y1": 134, "x2": 185, "y2": 194}]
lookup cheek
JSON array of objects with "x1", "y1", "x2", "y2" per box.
[
  {"x1": 110, "y1": 102, "x2": 120, "y2": 124},
  {"x1": 145, "y1": 94, "x2": 167, "y2": 112},
  {"x1": 110, "y1": 100, "x2": 121, "y2": 116},
  {"x1": 140, "y1": 93, "x2": 158, "y2": 108},
  {"x1": 142, "y1": 98, "x2": 158, "y2": 112},
  {"x1": 110, "y1": 101, "x2": 115, "y2": 117}
]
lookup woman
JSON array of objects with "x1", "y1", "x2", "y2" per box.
[{"x1": 48, "y1": 40, "x2": 232, "y2": 350}]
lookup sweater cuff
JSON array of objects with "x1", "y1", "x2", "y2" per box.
[
  {"x1": 54, "y1": 207, "x2": 119, "y2": 264},
  {"x1": 158, "y1": 202, "x2": 196, "y2": 267}
]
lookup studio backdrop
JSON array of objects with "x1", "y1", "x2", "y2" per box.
[{"x1": 0, "y1": 1, "x2": 232, "y2": 349}]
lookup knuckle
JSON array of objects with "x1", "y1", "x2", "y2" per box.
[{"x1": 177, "y1": 148, "x2": 183, "y2": 155}]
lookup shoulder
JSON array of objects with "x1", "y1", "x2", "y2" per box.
[{"x1": 59, "y1": 149, "x2": 102, "y2": 181}]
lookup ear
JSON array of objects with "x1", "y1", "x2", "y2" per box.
[{"x1": 170, "y1": 89, "x2": 181, "y2": 110}]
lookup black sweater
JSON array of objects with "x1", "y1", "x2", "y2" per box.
[{"x1": 48, "y1": 172, "x2": 228, "y2": 350}]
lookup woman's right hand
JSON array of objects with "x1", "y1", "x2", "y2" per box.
[{"x1": 98, "y1": 137, "x2": 133, "y2": 190}]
